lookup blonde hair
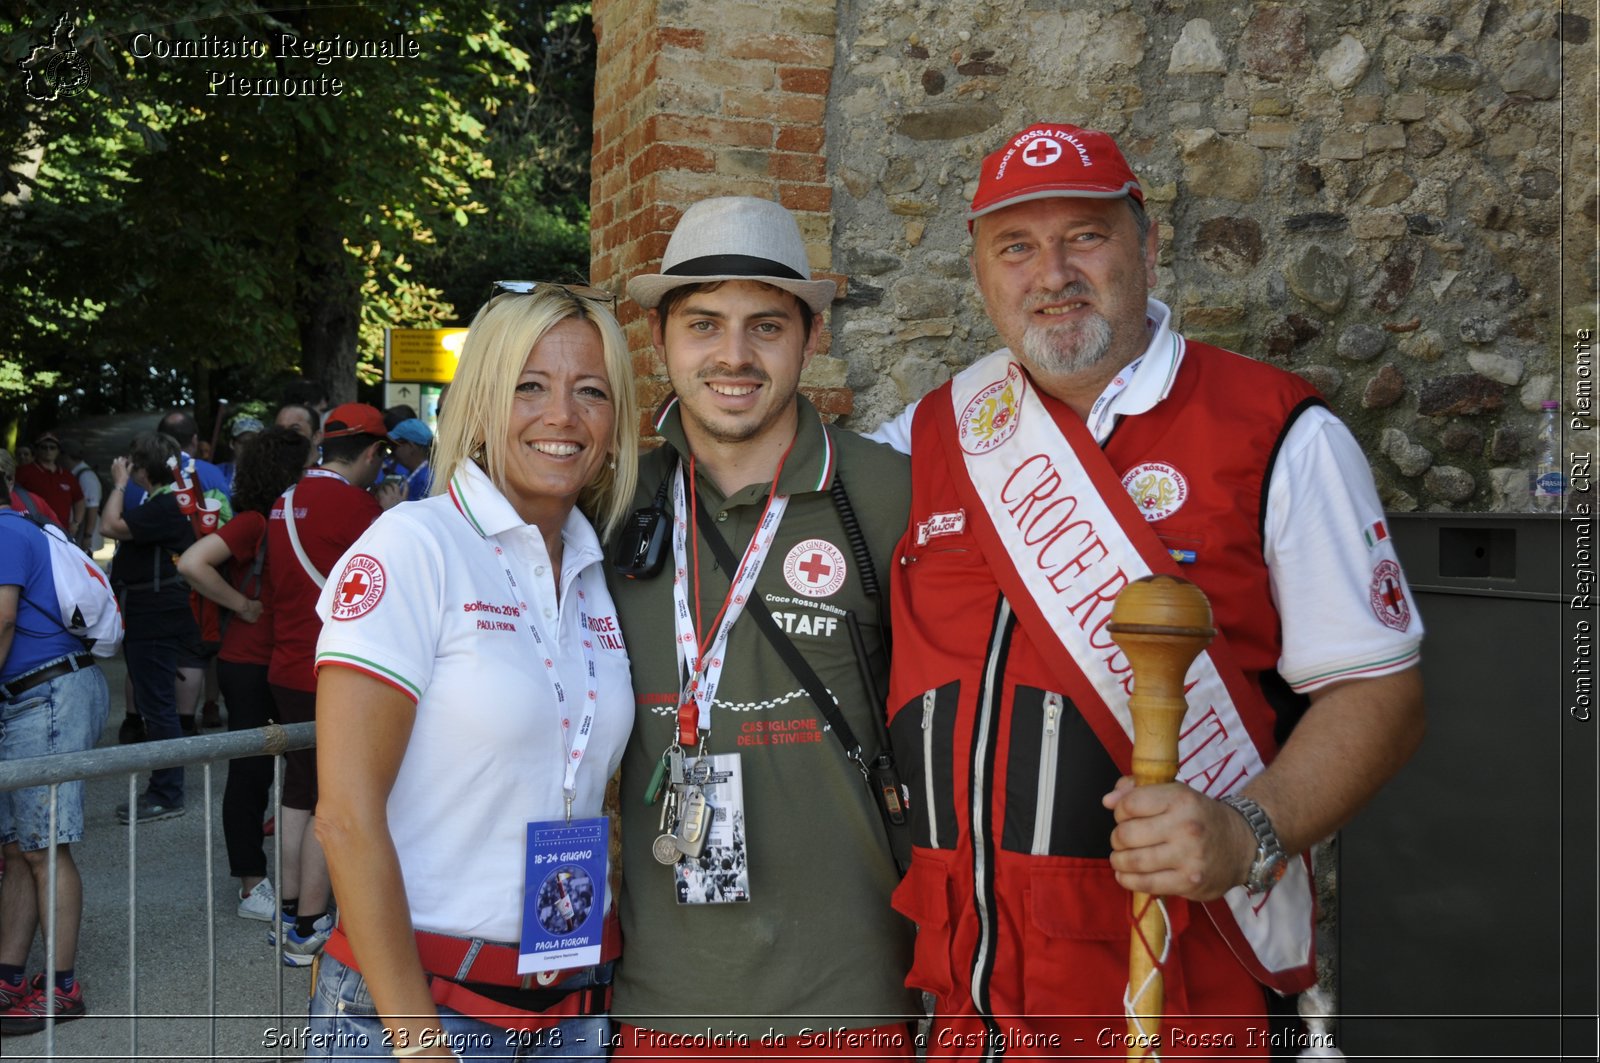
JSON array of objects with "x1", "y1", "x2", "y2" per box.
[{"x1": 431, "y1": 286, "x2": 639, "y2": 540}]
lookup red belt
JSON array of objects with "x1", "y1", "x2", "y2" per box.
[{"x1": 324, "y1": 922, "x2": 617, "y2": 1033}]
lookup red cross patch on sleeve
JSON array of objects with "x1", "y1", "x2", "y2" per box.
[
  {"x1": 331, "y1": 554, "x2": 387, "y2": 620},
  {"x1": 1368, "y1": 559, "x2": 1411, "y2": 632}
]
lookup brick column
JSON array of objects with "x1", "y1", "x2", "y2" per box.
[{"x1": 590, "y1": 0, "x2": 849, "y2": 431}]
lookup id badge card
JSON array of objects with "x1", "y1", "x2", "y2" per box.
[
  {"x1": 674, "y1": 753, "x2": 751, "y2": 905},
  {"x1": 518, "y1": 816, "x2": 608, "y2": 974}
]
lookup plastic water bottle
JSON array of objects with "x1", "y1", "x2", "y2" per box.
[{"x1": 1531, "y1": 400, "x2": 1564, "y2": 511}]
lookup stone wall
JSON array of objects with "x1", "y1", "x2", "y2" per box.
[{"x1": 825, "y1": 0, "x2": 1593, "y2": 512}]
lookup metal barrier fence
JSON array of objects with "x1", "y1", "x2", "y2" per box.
[{"x1": 0, "y1": 722, "x2": 315, "y2": 1059}]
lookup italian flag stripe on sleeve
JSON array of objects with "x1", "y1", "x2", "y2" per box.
[
  {"x1": 316, "y1": 652, "x2": 423, "y2": 702},
  {"x1": 1363, "y1": 519, "x2": 1389, "y2": 548}
]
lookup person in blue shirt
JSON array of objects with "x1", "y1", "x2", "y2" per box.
[
  {"x1": 0, "y1": 448, "x2": 109, "y2": 1035},
  {"x1": 387, "y1": 418, "x2": 434, "y2": 502}
]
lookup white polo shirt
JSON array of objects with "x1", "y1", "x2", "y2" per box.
[
  {"x1": 315, "y1": 459, "x2": 633, "y2": 943},
  {"x1": 869, "y1": 297, "x2": 1423, "y2": 694}
]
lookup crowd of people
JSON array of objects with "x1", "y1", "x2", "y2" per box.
[
  {"x1": 0, "y1": 121, "x2": 1427, "y2": 1058},
  {"x1": 0, "y1": 386, "x2": 435, "y2": 1031}
]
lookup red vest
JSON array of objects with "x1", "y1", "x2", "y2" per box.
[{"x1": 886, "y1": 344, "x2": 1322, "y2": 1054}]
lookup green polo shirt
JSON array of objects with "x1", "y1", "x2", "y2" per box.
[{"x1": 608, "y1": 394, "x2": 916, "y2": 1035}]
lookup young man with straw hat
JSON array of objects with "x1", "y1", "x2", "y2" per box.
[{"x1": 609, "y1": 197, "x2": 918, "y2": 1055}]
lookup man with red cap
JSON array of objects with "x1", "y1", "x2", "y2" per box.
[
  {"x1": 262, "y1": 403, "x2": 402, "y2": 966},
  {"x1": 870, "y1": 123, "x2": 1426, "y2": 1054},
  {"x1": 13, "y1": 432, "x2": 83, "y2": 536}
]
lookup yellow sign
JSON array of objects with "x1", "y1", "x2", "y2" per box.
[{"x1": 386, "y1": 328, "x2": 468, "y2": 383}]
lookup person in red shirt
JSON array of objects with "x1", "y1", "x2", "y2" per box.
[
  {"x1": 13, "y1": 433, "x2": 83, "y2": 536},
  {"x1": 176, "y1": 427, "x2": 312, "y2": 922},
  {"x1": 262, "y1": 404, "x2": 402, "y2": 965}
]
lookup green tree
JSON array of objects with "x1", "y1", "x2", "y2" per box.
[{"x1": 1, "y1": 1, "x2": 595, "y2": 433}]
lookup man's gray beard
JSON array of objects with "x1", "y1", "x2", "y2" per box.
[{"x1": 1019, "y1": 313, "x2": 1114, "y2": 376}]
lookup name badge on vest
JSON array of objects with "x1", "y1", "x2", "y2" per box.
[
  {"x1": 518, "y1": 816, "x2": 608, "y2": 974},
  {"x1": 674, "y1": 753, "x2": 750, "y2": 905}
]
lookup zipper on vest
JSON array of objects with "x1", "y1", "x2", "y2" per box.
[
  {"x1": 969, "y1": 598, "x2": 1011, "y2": 1056},
  {"x1": 1030, "y1": 692, "x2": 1063, "y2": 856},
  {"x1": 922, "y1": 689, "x2": 938, "y2": 849}
]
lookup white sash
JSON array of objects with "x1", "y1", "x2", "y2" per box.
[{"x1": 939, "y1": 351, "x2": 1315, "y2": 991}]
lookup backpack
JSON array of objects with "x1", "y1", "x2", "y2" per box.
[{"x1": 1, "y1": 510, "x2": 125, "y2": 657}]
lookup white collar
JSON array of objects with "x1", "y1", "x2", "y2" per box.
[
  {"x1": 447, "y1": 459, "x2": 603, "y2": 573},
  {"x1": 1082, "y1": 297, "x2": 1184, "y2": 444}
]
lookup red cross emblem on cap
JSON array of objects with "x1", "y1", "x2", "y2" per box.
[
  {"x1": 339, "y1": 571, "x2": 369, "y2": 604},
  {"x1": 798, "y1": 553, "x2": 833, "y2": 584},
  {"x1": 1023, "y1": 138, "x2": 1063, "y2": 166}
]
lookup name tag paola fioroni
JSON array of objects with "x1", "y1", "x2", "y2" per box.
[{"x1": 519, "y1": 817, "x2": 608, "y2": 974}]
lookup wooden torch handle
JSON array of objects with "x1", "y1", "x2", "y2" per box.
[{"x1": 1107, "y1": 575, "x2": 1215, "y2": 1061}]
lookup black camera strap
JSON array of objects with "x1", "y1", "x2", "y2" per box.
[{"x1": 691, "y1": 486, "x2": 911, "y2": 873}]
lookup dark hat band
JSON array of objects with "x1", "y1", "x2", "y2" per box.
[{"x1": 664, "y1": 254, "x2": 806, "y2": 281}]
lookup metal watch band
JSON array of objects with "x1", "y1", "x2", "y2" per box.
[{"x1": 1221, "y1": 793, "x2": 1288, "y2": 895}]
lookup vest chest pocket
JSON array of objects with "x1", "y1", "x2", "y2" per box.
[
  {"x1": 1000, "y1": 686, "x2": 1122, "y2": 858},
  {"x1": 888, "y1": 681, "x2": 959, "y2": 851}
]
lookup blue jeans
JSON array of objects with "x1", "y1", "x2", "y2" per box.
[
  {"x1": 0, "y1": 663, "x2": 110, "y2": 850},
  {"x1": 307, "y1": 953, "x2": 612, "y2": 1061}
]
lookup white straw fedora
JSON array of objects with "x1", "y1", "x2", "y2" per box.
[{"x1": 626, "y1": 196, "x2": 839, "y2": 315}]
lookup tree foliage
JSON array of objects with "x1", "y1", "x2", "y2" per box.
[{"x1": 0, "y1": 1, "x2": 595, "y2": 436}]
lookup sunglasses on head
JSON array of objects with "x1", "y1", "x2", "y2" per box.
[{"x1": 489, "y1": 280, "x2": 616, "y2": 307}]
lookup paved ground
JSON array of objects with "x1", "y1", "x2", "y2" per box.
[{"x1": 2, "y1": 651, "x2": 318, "y2": 1062}]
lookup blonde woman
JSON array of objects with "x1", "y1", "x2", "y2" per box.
[{"x1": 309, "y1": 284, "x2": 638, "y2": 1060}]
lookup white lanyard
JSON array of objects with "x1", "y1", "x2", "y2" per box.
[
  {"x1": 480, "y1": 519, "x2": 599, "y2": 822},
  {"x1": 668, "y1": 461, "x2": 788, "y2": 739},
  {"x1": 1085, "y1": 355, "x2": 1143, "y2": 444}
]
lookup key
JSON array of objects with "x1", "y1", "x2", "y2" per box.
[
  {"x1": 668, "y1": 745, "x2": 685, "y2": 787},
  {"x1": 658, "y1": 786, "x2": 677, "y2": 833},
  {"x1": 674, "y1": 787, "x2": 711, "y2": 860}
]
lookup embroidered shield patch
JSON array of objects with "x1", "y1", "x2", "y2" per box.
[
  {"x1": 1368, "y1": 560, "x2": 1411, "y2": 632},
  {"x1": 331, "y1": 554, "x2": 386, "y2": 620},
  {"x1": 1121, "y1": 461, "x2": 1189, "y2": 521},
  {"x1": 782, "y1": 538, "x2": 848, "y2": 598},
  {"x1": 958, "y1": 362, "x2": 1026, "y2": 454}
]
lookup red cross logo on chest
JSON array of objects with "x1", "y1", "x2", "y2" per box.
[
  {"x1": 797, "y1": 553, "x2": 832, "y2": 584},
  {"x1": 1023, "y1": 138, "x2": 1062, "y2": 166},
  {"x1": 339, "y1": 570, "x2": 370, "y2": 604}
]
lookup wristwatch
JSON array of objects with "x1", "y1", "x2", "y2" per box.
[{"x1": 1221, "y1": 793, "x2": 1288, "y2": 896}]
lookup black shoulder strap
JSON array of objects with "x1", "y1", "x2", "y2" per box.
[
  {"x1": 690, "y1": 493, "x2": 865, "y2": 766},
  {"x1": 688, "y1": 457, "x2": 912, "y2": 874}
]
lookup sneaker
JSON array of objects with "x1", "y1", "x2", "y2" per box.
[
  {"x1": 1, "y1": 975, "x2": 85, "y2": 1035},
  {"x1": 278, "y1": 914, "x2": 334, "y2": 967},
  {"x1": 13, "y1": 977, "x2": 85, "y2": 1033},
  {"x1": 201, "y1": 701, "x2": 223, "y2": 728},
  {"x1": 237, "y1": 879, "x2": 277, "y2": 922},
  {"x1": 117, "y1": 714, "x2": 146, "y2": 744},
  {"x1": 0, "y1": 976, "x2": 42, "y2": 1036},
  {"x1": 115, "y1": 794, "x2": 185, "y2": 825}
]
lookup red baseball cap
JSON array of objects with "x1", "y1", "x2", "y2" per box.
[
  {"x1": 967, "y1": 123, "x2": 1144, "y2": 227},
  {"x1": 320, "y1": 403, "x2": 386, "y2": 440}
]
